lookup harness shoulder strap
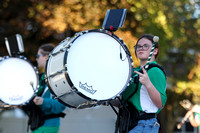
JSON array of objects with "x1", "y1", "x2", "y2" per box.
[
  {"x1": 145, "y1": 63, "x2": 166, "y2": 77},
  {"x1": 126, "y1": 63, "x2": 166, "y2": 102}
]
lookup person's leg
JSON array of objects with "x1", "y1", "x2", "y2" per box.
[
  {"x1": 128, "y1": 120, "x2": 145, "y2": 133},
  {"x1": 129, "y1": 118, "x2": 160, "y2": 133},
  {"x1": 142, "y1": 118, "x2": 160, "y2": 133}
]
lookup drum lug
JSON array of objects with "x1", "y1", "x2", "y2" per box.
[
  {"x1": 46, "y1": 70, "x2": 65, "y2": 78},
  {"x1": 51, "y1": 48, "x2": 66, "y2": 56}
]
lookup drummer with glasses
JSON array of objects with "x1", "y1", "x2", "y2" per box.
[
  {"x1": 22, "y1": 43, "x2": 66, "y2": 133},
  {"x1": 134, "y1": 44, "x2": 152, "y2": 51},
  {"x1": 113, "y1": 34, "x2": 167, "y2": 133}
]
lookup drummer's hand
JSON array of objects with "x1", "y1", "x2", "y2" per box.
[
  {"x1": 134, "y1": 67, "x2": 151, "y2": 87},
  {"x1": 33, "y1": 96, "x2": 44, "y2": 105}
]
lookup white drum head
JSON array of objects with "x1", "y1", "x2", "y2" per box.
[
  {"x1": 66, "y1": 31, "x2": 132, "y2": 101},
  {"x1": 0, "y1": 57, "x2": 38, "y2": 105}
]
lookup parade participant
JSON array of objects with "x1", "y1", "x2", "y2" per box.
[
  {"x1": 22, "y1": 43, "x2": 66, "y2": 133},
  {"x1": 178, "y1": 104, "x2": 200, "y2": 132},
  {"x1": 115, "y1": 34, "x2": 167, "y2": 133}
]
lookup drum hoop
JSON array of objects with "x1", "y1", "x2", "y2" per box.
[
  {"x1": 64, "y1": 29, "x2": 133, "y2": 101},
  {"x1": 0, "y1": 56, "x2": 39, "y2": 105}
]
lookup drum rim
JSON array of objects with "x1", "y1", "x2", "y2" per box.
[{"x1": 0, "y1": 56, "x2": 39, "y2": 105}]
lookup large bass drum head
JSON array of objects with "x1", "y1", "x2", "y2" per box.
[{"x1": 66, "y1": 30, "x2": 133, "y2": 101}]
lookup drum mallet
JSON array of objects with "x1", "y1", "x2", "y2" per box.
[
  {"x1": 30, "y1": 81, "x2": 37, "y2": 94},
  {"x1": 144, "y1": 36, "x2": 159, "y2": 69}
]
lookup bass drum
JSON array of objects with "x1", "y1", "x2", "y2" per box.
[
  {"x1": 0, "y1": 56, "x2": 39, "y2": 105},
  {"x1": 45, "y1": 29, "x2": 133, "y2": 109}
]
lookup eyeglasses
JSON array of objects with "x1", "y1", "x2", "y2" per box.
[
  {"x1": 36, "y1": 53, "x2": 49, "y2": 58},
  {"x1": 35, "y1": 54, "x2": 43, "y2": 58},
  {"x1": 134, "y1": 44, "x2": 151, "y2": 51}
]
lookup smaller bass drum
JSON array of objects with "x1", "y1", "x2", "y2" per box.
[{"x1": 0, "y1": 56, "x2": 39, "y2": 105}]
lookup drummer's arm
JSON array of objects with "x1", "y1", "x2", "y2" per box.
[
  {"x1": 33, "y1": 96, "x2": 66, "y2": 114},
  {"x1": 187, "y1": 105, "x2": 200, "y2": 127},
  {"x1": 41, "y1": 98, "x2": 66, "y2": 114},
  {"x1": 188, "y1": 114, "x2": 200, "y2": 127}
]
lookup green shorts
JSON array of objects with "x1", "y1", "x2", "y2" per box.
[{"x1": 31, "y1": 126, "x2": 59, "y2": 133}]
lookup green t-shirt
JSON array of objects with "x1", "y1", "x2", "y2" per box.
[
  {"x1": 36, "y1": 73, "x2": 47, "y2": 96},
  {"x1": 122, "y1": 61, "x2": 167, "y2": 114}
]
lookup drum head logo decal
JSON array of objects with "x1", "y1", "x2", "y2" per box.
[
  {"x1": 79, "y1": 82, "x2": 97, "y2": 95},
  {"x1": 9, "y1": 95, "x2": 23, "y2": 102}
]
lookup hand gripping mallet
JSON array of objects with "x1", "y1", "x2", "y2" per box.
[{"x1": 144, "y1": 36, "x2": 159, "y2": 69}]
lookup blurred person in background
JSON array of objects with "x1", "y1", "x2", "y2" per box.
[
  {"x1": 183, "y1": 104, "x2": 200, "y2": 133},
  {"x1": 22, "y1": 43, "x2": 66, "y2": 133}
]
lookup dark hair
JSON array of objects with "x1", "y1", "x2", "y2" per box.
[
  {"x1": 135, "y1": 34, "x2": 159, "y2": 58},
  {"x1": 39, "y1": 43, "x2": 55, "y2": 56}
]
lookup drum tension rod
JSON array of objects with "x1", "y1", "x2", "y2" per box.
[
  {"x1": 46, "y1": 70, "x2": 65, "y2": 78},
  {"x1": 51, "y1": 48, "x2": 66, "y2": 56}
]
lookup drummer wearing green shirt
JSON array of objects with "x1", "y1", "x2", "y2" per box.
[
  {"x1": 22, "y1": 43, "x2": 66, "y2": 133},
  {"x1": 120, "y1": 34, "x2": 167, "y2": 133}
]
